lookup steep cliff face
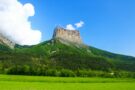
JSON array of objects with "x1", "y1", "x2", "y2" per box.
[
  {"x1": 0, "y1": 34, "x2": 15, "y2": 49},
  {"x1": 53, "y1": 27, "x2": 83, "y2": 44}
]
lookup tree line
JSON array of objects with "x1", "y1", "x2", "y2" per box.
[{"x1": 6, "y1": 65, "x2": 135, "y2": 78}]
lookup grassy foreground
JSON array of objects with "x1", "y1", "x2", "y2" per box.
[{"x1": 0, "y1": 75, "x2": 135, "y2": 90}]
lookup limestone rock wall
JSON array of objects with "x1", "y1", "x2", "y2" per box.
[
  {"x1": 0, "y1": 34, "x2": 15, "y2": 49},
  {"x1": 53, "y1": 27, "x2": 83, "y2": 44}
]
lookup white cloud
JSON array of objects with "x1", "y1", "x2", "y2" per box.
[
  {"x1": 0, "y1": 0, "x2": 42, "y2": 45},
  {"x1": 75, "y1": 21, "x2": 84, "y2": 28},
  {"x1": 65, "y1": 21, "x2": 84, "y2": 30},
  {"x1": 66, "y1": 24, "x2": 75, "y2": 30}
]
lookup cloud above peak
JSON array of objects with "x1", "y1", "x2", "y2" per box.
[
  {"x1": 66, "y1": 24, "x2": 75, "y2": 30},
  {"x1": 66, "y1": 21, "x2": 84, "y2": 30},
  {"x1": 0, "y1": 0, "x2": 42, "y2": 45}
]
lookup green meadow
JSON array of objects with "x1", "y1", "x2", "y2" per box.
[{"x1": 0, "y1": 75, "x2": 135, "y2": 90}]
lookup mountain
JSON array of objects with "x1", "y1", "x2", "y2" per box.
[{"x1": 0, "y1": 27, "x2": 135, "y2": 77}]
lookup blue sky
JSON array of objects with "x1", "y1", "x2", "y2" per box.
[{"x1": 20, "y1": 0, "x2": 135, "y2": 56}]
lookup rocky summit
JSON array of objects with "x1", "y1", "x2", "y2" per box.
[{"x1": 53, "y1": 26, "x2": 83, "y2": 44}]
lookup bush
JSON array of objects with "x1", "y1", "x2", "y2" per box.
[
  {"x1": 59, "y1": 69, "x2": 76, "y2": 77},
  {"x1": 113, "y1": 71, "x2": 135, "y2": 78},
  {"x1": 45, "y1": 69, "x2": 58, "y2": 76}
]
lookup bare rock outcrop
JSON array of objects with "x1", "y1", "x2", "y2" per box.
[
  {"x1": 53, "y1": 27, "x2": 83, "y2": 44},
  {"x1": 0, "y1": 34, "x2": 15, "y2": 49}
]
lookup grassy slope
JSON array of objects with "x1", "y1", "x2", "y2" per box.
[
  {"x1": 89, "y1": 46, "x2": 135, "y2": 71},
  {"x1": 0, "y1": 39, "x2": 135, "y2": 72},
  {"x1": 14, "y1": 39, "x2": 135, "y2": 71},
  {"x1": 14, "y1": 39, "x2": 113, "y2": 71},
  {"x1": 0, "y1": 75, "x2": 135, "y2": 90}
]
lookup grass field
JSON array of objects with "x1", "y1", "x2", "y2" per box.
[{"x1": 0, "y1": 75, "x2": 135, "y2": 90}]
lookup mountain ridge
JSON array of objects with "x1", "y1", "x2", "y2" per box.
[{"x1": 0, "y1": 27, "x2": 135, "y2": 76}]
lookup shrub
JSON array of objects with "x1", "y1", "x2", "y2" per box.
[{"x1": 59, "y1": 69, "x2": 76, "y2": 77}]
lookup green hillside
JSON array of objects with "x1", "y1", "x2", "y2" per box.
[{"x1": 0, "y1": 39, "x2": 135, "y2": 77}]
